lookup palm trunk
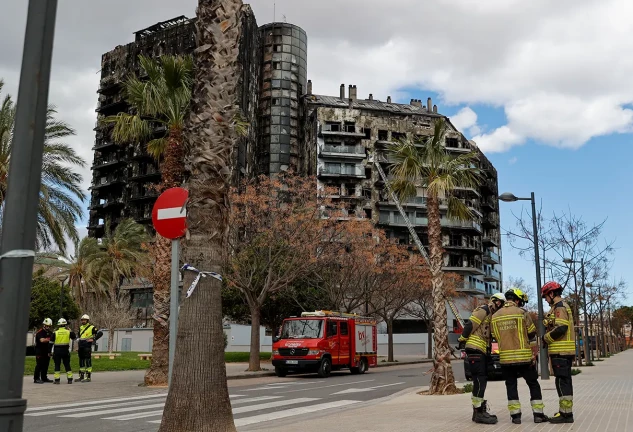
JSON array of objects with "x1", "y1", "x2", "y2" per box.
[
  {"x1": 387, "y1": 317, "x2": 394, "y2": 363},
  {"x1": 145, "y1": 127, "x2": 184, "y2": 386},
  {"x1": 427, "y1": 194, "x2": 457, "y2": 394},
  {"x1": 248, "y1": 302, "x2": 262, "y2": 371},
  {"x1": 158, "y1": 0, "x2": 243, "y2": 430}
]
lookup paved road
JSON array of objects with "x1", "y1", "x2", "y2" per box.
[{"x1": 24, "y1": 363, "x2": 465, "y2": 432}]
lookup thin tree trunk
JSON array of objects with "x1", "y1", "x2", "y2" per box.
[
  {"x1": 427, "y1": 194, "x2": 457, "y2": 394},
  {"x1": 248, "y1": 303, "x2": 262, "y2": 371},
  {"x1": 146, "y1": 127, "x2": 184, "y2": 386},
  {"x1": 387, "y1": 318, "x2": 394, "y2": 363},
  {"x1": 158, "y1": 0, "x2": 243, "y2": 429},
  {"x1": 108, "y1": 327, "x2": 114, "y2": 353}
]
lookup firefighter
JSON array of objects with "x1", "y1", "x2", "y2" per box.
[
  {"x1": 492, "y1": 288, "x2": 549, "y2": 425},
  {"x1": 78, "y1": 314, "x2": 103, "y2": 382},
  {"x1": 541, "y1": 281, "x2": 575, "y2": 424},
  {"x1": 458, "y1": 293, "x2": 506, "y2": 424},
  {"x1": 34, "y1": 318, "x2": 54, "y2": 384},
  {"x1": 51, "y1": 318, "x2": 76, "y2": 384}
]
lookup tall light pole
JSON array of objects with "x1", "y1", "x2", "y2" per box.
[
  {"x1": 586, "y1": 283, "x2": 606, "y2": 357},
  {"x1": 498, "y1": 192, "x2": 549, "y2": 379},
  {"x1": 563, "y1": 258, "x2": 589, "y2": 365},
  {"x1": 0, "y1": 1, "x2": 58, "y2": 430}
]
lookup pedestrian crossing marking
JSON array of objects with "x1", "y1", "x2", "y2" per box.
[
  {"x1": 26, "y1": 393, "x2": 167, "y2": 413},
  {"x1": 60, "y1": 402, "x2": 166, "y2": 418},
  {"x1": 233, "y1": 397, "x2": 318, "y2": 414},
  {"x1": 233, "y1": 400, "x2": 361, "y2": 427}
]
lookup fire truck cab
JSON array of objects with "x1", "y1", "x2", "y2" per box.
[{"x1": 272, "y1": 310, "x2": 378, "y2": 378}]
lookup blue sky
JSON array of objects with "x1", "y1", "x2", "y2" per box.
[{"x1": 406, "y1": 89, "x2": 633, "y2": 305}]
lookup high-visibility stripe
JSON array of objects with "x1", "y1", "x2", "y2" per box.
[{"x1": 470, "y1": 315, "x2": 482, "y2": 325}]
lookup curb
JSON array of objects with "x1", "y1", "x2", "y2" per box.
[{"x1": 375, "y1": 359, "x2": 433, "y2": 368}]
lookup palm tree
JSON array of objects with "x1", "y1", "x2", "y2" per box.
[
  {"x1": 158, "y1": 1, "x2": 245, "y2": 430},
  {"x1": 387, "y1": 118, "x2": 481, "y2": 394},
  {"x1": 105, "y1": 55, "x2": 192, "y2": 386},
  {"x1": 0, "y1": 79, "x2": 87, "y2": 254},
  {"x1": 89, "y1": 218, "x2": 150, "y2": 300}
]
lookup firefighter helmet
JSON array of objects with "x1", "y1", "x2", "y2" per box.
[
  {"x1": 505, "y1": 288, "x2": 525, "y2": 303},
  {"x1": 541, "y1": 281, "x2": 562, "y2": 298},
  {"x1": 81, "y1": 314, "x2": 90, "y2": 320},
  {"x1": 57, "y1": 318, "x2": 67, "y2": 326},
  {"x1": 491, "y1": 293, "x2": 506, "y2": 303},
  {"x1": 43, "y1": 318, "x2": 53, "y2": 326}
]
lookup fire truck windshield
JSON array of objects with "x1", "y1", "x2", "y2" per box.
[{"x1": 281, "y1": 319, "x2": 324, "y2": 339}]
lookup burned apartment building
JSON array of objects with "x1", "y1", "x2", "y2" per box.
[{"x1": 302, "y1": 85, "x2": 502, "y2": 325}]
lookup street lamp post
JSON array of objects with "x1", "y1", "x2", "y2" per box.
[
  {"x1": 498, "y1": 192, "x2": 549, "y2": 379},
  {"x1": 563, "y1": 258, "x2": 589, "y2": 365},
  {"x1": 586, "y1": 283, "x2": 606, "y2": 357}
]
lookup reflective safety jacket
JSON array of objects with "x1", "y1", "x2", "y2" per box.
[
  {"x1": 544, "y1": 299, "x2": 575, "y2": 356},
  {"x1": 462, "y1": 303, "x2": 494, "y2": 353},
  {"x1": 78, "y1": 323, "x2": 103, "y2": 348},
  {"x1": 491, "y1": 301, "x2": 537, "y2": 365},
  {"x1": 51, "y1": 327, "x2": 76, "y2": 353}
]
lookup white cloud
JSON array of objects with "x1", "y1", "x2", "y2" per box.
[
  {"x1": 450, "y1": 107, "x2": 478, "y2": 136},
  {"x1": 508, "y1": 157, "x2": 518, "y2": 165}
]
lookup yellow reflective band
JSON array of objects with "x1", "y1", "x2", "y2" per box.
[
  {"x1": 508, "y1": 401, "x2": 521, "y2": 414},
  {"x1": 527, "y1": 323, "x2": 536, "y2": 333},
  {"x1": 470, "y1": 315, "x2": 482, "y2": 325},
  {"x1": 554, "y1": 318, "x2": 570, "y2": 325}
]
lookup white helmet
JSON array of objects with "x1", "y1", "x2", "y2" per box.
[
  {"x1": 81, "y1": 314, "x2": 90, "y2": 320},
  {"x1": 43, "y1": 318, "x2": 53, "y2": 326},
  {"x1": 491, "y1": 293, "x2": 506, "y2": 302},
  {"x1": 57, "y1": 318, "x2": 67, "y2": 326}
]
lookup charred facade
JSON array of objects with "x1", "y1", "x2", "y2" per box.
[{"x1": 302, "y1": 86, "x2": 503, "y2": 300}]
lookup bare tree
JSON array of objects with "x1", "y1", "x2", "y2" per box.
[{"x1": 87, "y1": 294, "x2": 135, "y2": 353}]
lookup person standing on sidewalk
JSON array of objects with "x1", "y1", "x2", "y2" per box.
[
  {"x1": 458, "y1": 293, "x2": 506, "y2": 424},
  {"x1": 542, "y1": 281, "x2": 576, "y2": 424},
  {"x1": 34, "y1": 318, "x2": 54, "y2": 384},
  {"x1": 492, "y1": 288, "x2": 549, "y2": 425},
  {"x1": 78, "y1": 314, "x2": 103, "y2": 382},
  {"x1": 51, "y1": 318, "x2": 76, "y2": 384}
]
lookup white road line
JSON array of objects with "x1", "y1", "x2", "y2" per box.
[
  {"x1": 157, "y1": 207, "x2": 186, "y2": 220},
  {"x1": 103, "y1": 410, "x2": 164, "y2": 421},
  {"x1": 230, "y1": 395, "x2": 245, "y2": 399},
  {"x1": 60, "y1": 402, "x2": 166, "y2": 418},
  {"x1": 232, "y1": 396, "x2": 282, "y2": 405},
  {"x1": 147, "y1": 398, "x2": 320, "y2": 424},
  {"x1": 233, "y1": 400, "x2": 361, "y2": 427},
  {"x1": 276, "y1": 379, "x2": 375, "y2": 394},
  {"x1": 27, "y1": 398, "x2": 167, "y2": 417},
  {"x1": 245, "y1": 381, "x2": 320, "y2": 391},
  {"x1": 331, "y1": 382, "x2": 405, "y2": 395},
  {"x1": 26, "y1": 393, "x2": 167, "y2": 412}
]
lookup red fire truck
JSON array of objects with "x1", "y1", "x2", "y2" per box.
[{"x1": 272, "y1": 310, "x2": 378, "y2": 378}]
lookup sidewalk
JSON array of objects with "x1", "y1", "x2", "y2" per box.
[{"x1": 258, "y1": 350, "x2": 633, "y2": 432}]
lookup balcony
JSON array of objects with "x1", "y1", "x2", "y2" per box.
[
  {"x1": 318, "y1": 166, "x2": 365, "y2": 178},
  {"x1": 93, "y1": 157, "x2": 125, "y2": 170},
  {"x1": 481, "y1": 196, "x2": 498, "y2": 211},
  {"x1": 129, "y1": 190, "x2": 159, "y2": 201},
  {"x1": 443, "y1": 240, "x2": 481, "y2": 251},
  {"x1": 483, "y1": 212, "x2": 500, "y2": 227},
  {"x1": 484, "y1": 267, "x2": 501, "y2": 281},
  {"x1": 90, "y1": 177, "x2": 125, "y2": 190},
  {"x1": 442, "y1": 219, "x2": 482, "y2": 233},
  {"x1": 456, "y1": 278, "x2": 486, "y2": 294},
  {"x1": 96, "y1": 94, "x2": 126, "y2": 113},
  {"x1": 481, "y1": 178, "x2": 497, "y2": 192},
  {"x1": 321, "y1": 129, "x2": 366, "y2": 138},
  {"x1": 319, "y1": 144, "x2": 366, "y2": 159},
  {"x1": 484, "y1": 250, "x2": 500, "y2": 264},
  {"x1": 443, "y1": 263, "x2": 485, "y2": 275},
  {"x1": 483, "y1": 230, "x2": 500, "y2": 246},
  {"x1": 454, "y1": 186, "x2": 480, "y2": 197},
  {"x1": 93, "y1": 140, "x2": 117, "y2": 151},
  {"x1": 130, "y1": 168, "x2": 161, "y2": 181}
]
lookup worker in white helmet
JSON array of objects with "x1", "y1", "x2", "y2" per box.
[
  {"x1": 34, "y1": 318, "x2": 54, "y2": 384},
  {"x1": 51, "y1": 318, "x2": 76, "y2": 384},
  {"x1": 78, "y1": 314, "x2": 103, "y2": 382}
]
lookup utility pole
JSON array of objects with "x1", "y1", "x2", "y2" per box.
[{"x1": 0, "y1": 1, "x2": 58, "y2": 431}]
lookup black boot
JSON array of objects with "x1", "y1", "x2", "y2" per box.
[
  {"x1": 473, "y1": 406, "x2": 498, "y2": 424},
  {"x1": 511, "y1": 414, "x2": 521, "y2": 424},
  {"x1": 79, "y1": 372, "x2": 85, "y2": 382},
  {"x1": 481, "y1": 401, "x2": 497, "y2": 419},
  {"x1": 550, "y1": 412, "x2": 574, "y2": 424},
  {"x1": 54, "y1": 379, "x2": 60, "y2": 385},
  {"x1": 533, "y1": 413, "x2": 549, "y2": 423},
  {"x1": 84, "y1": 372, "x2": 91, "y2": 382},
  {"x1": 34, "y1": 379, "x2": 43, "y2": 384},
  {"x1": 67, "y1": 378, "x2": 73, "y2": 384}
]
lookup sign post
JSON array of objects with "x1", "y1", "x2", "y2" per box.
[{"x1": 152, "y1": 187, "x2": 188, "y2": 388}]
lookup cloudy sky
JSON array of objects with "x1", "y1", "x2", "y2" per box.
[{"x1": 2, "y1": 0, "x2": 632, "y2": 302}]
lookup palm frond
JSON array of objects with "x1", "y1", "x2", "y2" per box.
[
  {"x1": 105, "y1": 112, "x2": 152, "y2": 144},
  {"x1": 147, "y1": 138, "x2": 167, "y2": 161},
  {"x1": 446, "y1": 195, "x2": 474, "y2": 222}
]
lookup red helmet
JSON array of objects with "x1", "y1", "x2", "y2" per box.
[{"x1": 541, "y1": 281, "x2": 562, "y2": 298}]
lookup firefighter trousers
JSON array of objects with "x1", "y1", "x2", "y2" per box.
[
  {"x1": 501, "y1": 363, "x2": 545, "y2": 415},
  {"x1": 34, "y1": 355, "x2": 50, "y2": 381},
  {"x1": 466, "y1": 349, "x2": 488, "y2": 408},
  {"x1": 551, "y1": 355, "x2": 574, "y2": 413},
  {"x1": 53, "y1": 350, "x2": 73, "y2": 380},
  {"x1": 78, "y1": 345, "x2": 93, "y2": 374}
]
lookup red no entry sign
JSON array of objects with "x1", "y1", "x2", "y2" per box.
[{"x1": 152, "y1": 187, "x2": 188, "y2": 240}]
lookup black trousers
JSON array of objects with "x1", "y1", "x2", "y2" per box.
[
  {"x1": 78, "y1": 345, "x2": 92, "y2": 373},
  {"x1": 34, "y1": 354, "x2": 50, "y2": 381},
  {"x1": 466, "y1": 349, "x2": 488, "y2": 404},
  {"x1": 551, "y1": 355, "x2": 574, "y2": 413},
  {"x1": 501, "y1": 362, "x2": 543, "y2": 415},
  {"x1": 53, "y1": 350, "x2": 72, "y2": 379}
]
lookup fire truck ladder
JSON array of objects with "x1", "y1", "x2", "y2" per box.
[{"x1": 373, "y1": 159, "x2": 465, "y2": 330}]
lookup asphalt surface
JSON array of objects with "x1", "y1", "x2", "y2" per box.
[{"x1": 23, "y1": 362, "x2": 466, "y2": 432}]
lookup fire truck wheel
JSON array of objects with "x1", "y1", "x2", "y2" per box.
[
  {"x1": 274, "y1": 366, "x2": 287, "y2": 377},
  {"x1": 351, "y1": 358, "x2": 368, "y2": 375},
  {"x1": 318, "y1": 357, "x2": 332, "y2": 378}
]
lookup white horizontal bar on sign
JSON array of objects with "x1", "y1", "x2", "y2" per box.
[
  {"x1": 233, "y1": 400, "x2": 362, "y2": 427},
  {"x1": 25, "y1": 393, "x2": 167, "y2": 412},
  {"x1": 157, "y1": 206, "x2": 186, "y2": 220},
  {"x1": 60, "y1": 402, "x2": 166, "y2": 418}
]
